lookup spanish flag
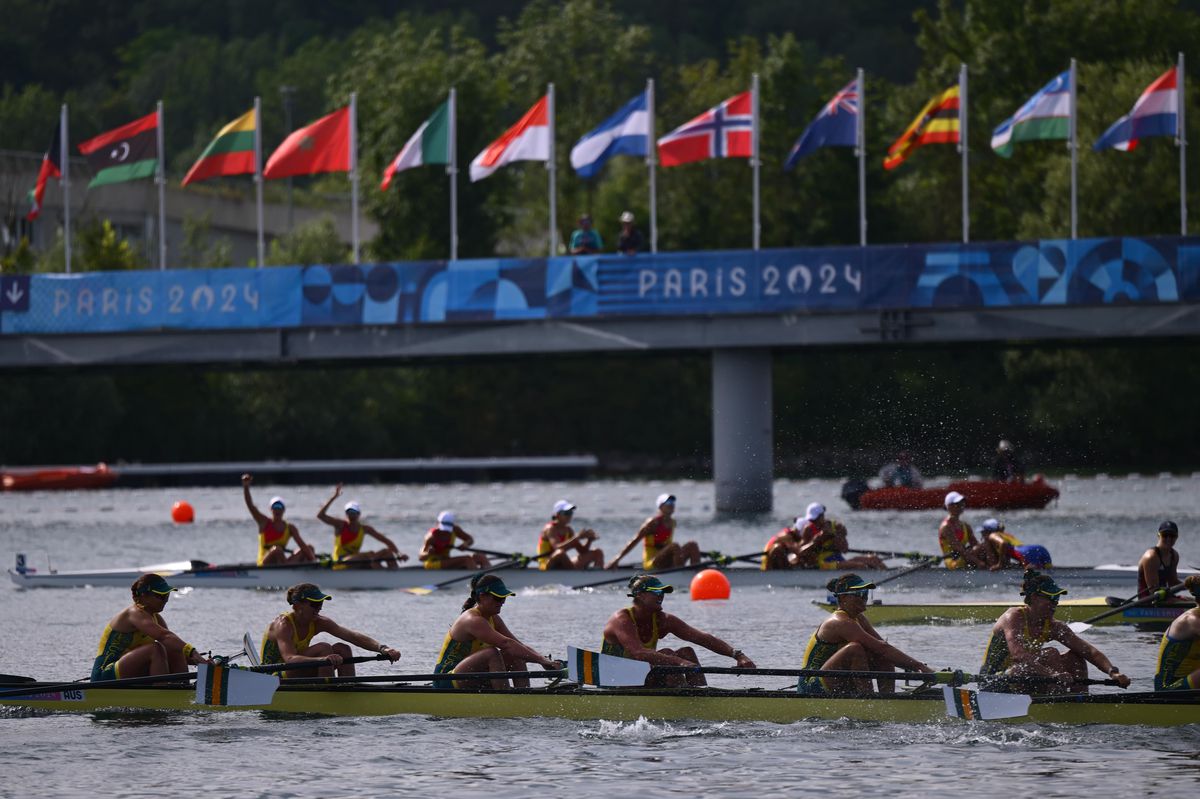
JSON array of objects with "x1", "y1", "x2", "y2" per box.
[{"x1": 883, "y1": 85, "x2": 960, "y2": 171}]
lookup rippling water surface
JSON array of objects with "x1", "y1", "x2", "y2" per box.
[{"x1": 2, "y1": 475, "x2": 1198, "y2": 797}]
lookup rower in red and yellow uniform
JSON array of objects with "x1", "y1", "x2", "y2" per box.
[
  {"x1": 419, "y1": 511, "x2": 491, "y2": 570},
  {"x1": 1155, "y1": 576, "x2": 1200, "y2": 691},
  {"x1": 797, "y1": 574, "x2": 931, "y2": 695},
  {"x1": 316, "y1": 484, "x2": 407, "y2": 569},
  {"x1": 260, "y1": 583, "x2": 400, "y2": 678},
  {"x1": 980, "y1": 571, "x2": 1130, "y2": 693},
  {"x1": 431, "y1": 574, "x2": 560, "y2": 689},
  {"x1": 607, "y1": 494, "x2": 702, "y2": 570},
  {"x1": 798, "y1": 503, "x2": 887, "y2": 570},
  {"x1": 762, "y1": 518, "x2": 806, "y2": 570},
  {"x1": 980, "y1": 518, "x2": 1053, "y2": 569},
  {"x1": 537, "y1": 500, "x2": 605, "y2": 570},
  {"x1": 938, "y1": 491, "x2": 995, "y2": 570},
  {"x1": 600, "y1": 574, "x2": 755, "y2": 687},
  {"x1": 242, "y1": 473, "x2": 315, "y2": 566},
  {"x1": 91, "y1": 574, "x2": 210, "y2": 681}
]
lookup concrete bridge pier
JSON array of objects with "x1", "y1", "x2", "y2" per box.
[{"x1": 711, "y1": 348, "x2": 773, "y2": 514}]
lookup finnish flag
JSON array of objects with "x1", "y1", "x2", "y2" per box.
[{"x1": 570, "y1": 91, "x2": 650, "y2": 179}]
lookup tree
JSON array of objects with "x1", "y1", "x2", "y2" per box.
[{"x1": 266, "y1": 216, "x2": 350, "y2": 266}]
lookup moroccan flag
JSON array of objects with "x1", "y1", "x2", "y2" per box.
[
  {"x1": 26, "y1": 118, "x2": 63, "y2": 221},
  {"x1": 883, "y1": 85, "x2": 960, "y2": 171},
  {"x1": 78, "y1": 111, "x2": 159, "y2": 188},
  {"x1": 263, "y1": 106, "x2": 350, "y2": 180},
  {"x1": 183, "y1": 108, "x2": 257, "y2": 186},
  {"x1": 381, "y1": 99, "x2": 450, "y2": 190}
]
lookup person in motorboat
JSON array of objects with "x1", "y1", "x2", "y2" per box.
[
  {"x1": 607, "y1": 493, "x2": 702, "y2": 570},
  {"x1": 979, "y1": 571, "x2": 1130, "y2": 694},
  {"x1": 798, "y1": 503, "x2": 888, "y2": 570},
  {"x1": 980, "y1": 518, "x2": 1053, "y2": 570},
  {"x1": 242, "y1": 473, "x2": 315, "y2": 566},
  {"x1": 1154, "y1": 575, "x2": 1200, "y2": 691},
  {"x1": 260, "y1": 583, "x2": 400, "y2": 678},
  {"x1": 601, "y1": 574, "x2": 756, "y2": 686},
  {"x1": 431, "y1": 574, "x2": 562, "y2": 689},
  {"x1": 796, "y1": 574, "x2": 933, "y2": 695},
  {"x1": 1138, "y1": 520, "x2": 1183, "y2": 599},
  {"x1": 762, "y1": 517, "x2": 807, "y2": 569},
  {"x1": 317, "y1": 484, "x2": 407, "y2": 569},
  {"x1": 938, "y1": 491, "x2": 997, "y2": 570},
  {"x1": 419, "y1": 510, "x2": 491, "y2": 570},
  {"x1": 538, "y1": 500, "x2": 605, "y2": 570},
  {"x1": 878, "y1": 450, "x2": 923, "y2": 488},
  {"x1": 991, "y1": 439, "x2": 1025, "y2": 483},
  {"x1": 91, "y1": 574, "x2": 211, "y2": 681}
]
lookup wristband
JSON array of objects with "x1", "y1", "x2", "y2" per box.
[
  {"x1": 182, "y1": 643, "x2": 195, "y2": 660},
  {"x1": 1108, "y1": 666, "x2": 1120, "y2": 676},
  {"x1": 731, "y1": 649, "x2": 744, "y2": 659}
]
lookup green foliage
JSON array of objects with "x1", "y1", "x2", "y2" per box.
[
  {"x1": 266, "y1": 216, "x2": 350, "y2": 266},
  {"x1": 1, "y1": 236, "x2": 36, "y2": 273},
  {"x1": 179, "y1": 213, "x2": 233, "y2": 268},
  {"x1": 77, "y1": 219, "x2": 146, "y2": 271}
]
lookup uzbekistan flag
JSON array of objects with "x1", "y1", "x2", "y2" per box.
[
  {"x1": 469, "y1": 95, "x2": 550, "y2": 182},
  {"x1": 570, "y1": 90, "x2": 650, "y2": 179},
  {"x1": 381, "y1": 98, "x2": 451, "y2": 190},
  {"x1": 26, "y1": 118, "x2": 62, "y2": 221},
  {"x1": 991, "y1": 71, "x2": 1070, "y2": 158},
  {"x1": 78, "y1": 111, "x2": 159, "y2": 188},
  {"x1": 884, "y1": 85, "x2": 959, "y2": 171},
  {"x1": 183, "y1": 108, "x2": 257, "y2": 186},
  {"x1": 1094, "y1": 66, "x2": 1179, "y2": 152},
  {"x1": 263, "y1": 106, "x2": 351, "y2": 180},
  {"x1": 657, "y1": 91, "x2": 753, "y2": 167}
]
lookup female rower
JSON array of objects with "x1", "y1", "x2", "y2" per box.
[
  {"x1": 242, "y1": 473, "x2": 315, "y2": 565},
  {"x1": 538, "y1": 500, "x2": 604, "y2": 570},
  {"x1": 762, "y1": 517, "x2": 806, "y2": 570},
  {"x1": 607, "y1": 493, "x2": 703, "y2": 570},
  {"x1": 316, "y1": 484, "x2": 407, "y2": 569},
  {"x1": 431, "y1": 574, "x2": 561, "y2": 689},
  {"x1": 798, "y1": 503, "x2": 887, "y2": 570},
  {"x1": 260, "y1": 583, "x2": 401, "y2": 678},
  {"x1": 1155, "y1": 575, "x2": 1200, "y2": 691},
  {"x1": 980, "y1": 518, "x2": 1053, "y2": 569},
  {"x1": 1139, "y1": 520, "x2": 1182, "y2": 599},
  {"x1": 91, "y1": 574, "x2": 210, "y2": 681},
  {"x1": 938, "y1": 491, "x2": 996, "y2": 570},
  {"x1": 419, "y1": 510, "x2": 490, "y2": 570}
]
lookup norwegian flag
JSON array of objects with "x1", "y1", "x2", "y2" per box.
[{"x1": 657, "y1": 91, "x2": 754, "y2": 167}]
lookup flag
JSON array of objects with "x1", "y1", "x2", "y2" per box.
[
  {"x1": 784, "y1": 77, "x2": 859, "y2": 171},
  {"x1": 1093, "y1": 66, "x2": 1179, "y2": 152},
  {"x1": 469, "y1": 95, "x2": 550, "y2": 182},
  {"x1": 657, "y1": 91, "x2": 753, "y2": 167},
  {"x1": 182, "y1": 109, "x2": 257, "y2": 186},
  {"x1": 26, "y1": 119, "x2": 62, "y2": 221},
  {"x1": 78, "y1": 111, "x2": 158, "y2": 188},
  {"x1": 990, "y1": 71, "x2": 1070, "y2": 158},
  {"x1": 381, "y1": 99, "x2": 450, "y2": 190},
  {"x1": 263, "y1": 106, "x2": 351, "y2": 180},
  {"x1": 883, "y1": 85, "x2": 959, "y2": 171},
  {"x1": 570, "y1": 90, "x2": 650, "y2": 178}
]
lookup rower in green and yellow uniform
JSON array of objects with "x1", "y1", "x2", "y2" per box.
[
  {"x1": 260, "y1": 583, "x2": 400, "y2": 678},
  {"x1": 797, "y1": 574, "x2": 931, "y2": 695},
  {"x1": 980, "y1": 570, "x2": 1131, "y2": 693},
  {"x1": 316, "y1": 483, "x2": 407, "y2": 569},
  {"x1": 1155, "y1": 575, "x2": 1200, "y2": 691},
  {"x1": 431, "y1": 574, "x2": 560, "y2": 689},
  {"x1": 91, "y1": 574, "x2": 210, "y2": 681},
  {"x1": 242, "y1": 473, "x2": 315, "y2": 566},
  {"x1": 607, "y1": 494, "x2": 702, "y2": 570},
  {"x1": 600, "y1": 574, "x2": 755, "y2": 687}
]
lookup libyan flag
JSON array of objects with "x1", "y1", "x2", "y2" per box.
[
  {"x1": 78, "y1": 111, "x2": 159, "y2": 188},
  {"x1": 381, "y1": 98, "x2": 450, "y2": 190},
  {"x1": 183, "y1": 108, "x2": 256, "y2": 186},
  {"x1": 263, "y1": 106, "x2": 350, "y2": 180}
]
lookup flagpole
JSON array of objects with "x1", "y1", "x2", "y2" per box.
[
  {"x1": 449, "y1": 87, "x2": 459, "y2": 261},
  {"x1": 1179, "y1": 51, "x2": 1188, "y2": 236},
  {"x1": 752, "y1": 72, "x2": 761, "y2": 251},
  {"x1": 1069, "y1": 58, "x2": 1078, "y2": 240},
  {"x1": 647, "y1": 77, "x2": 658, "y2": 254},
  {"x1": 61, "y1": 103, "x2": 72, "y2": 274},
  {"x1": 857, "y1": 68, "x2": 866, "y2": 247},
  {"x1": 350, "y1": 91, "x2": 360, "y2": 264},
  {"x1": 254, "y1": 96, "x2": 264, "y2": 267},
  {"x1": 959, "y1": 63, "x2": 969, "y2": 243},
  {"x1": 156, "y1": 100, "x2": 167, "y2": 270},
  {"x1": 547, "y1": 82, "x2": 557, "y2": 257}
]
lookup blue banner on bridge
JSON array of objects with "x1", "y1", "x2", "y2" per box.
[{"x1": 3, "y1": 236, "x2": 1199, "y2": 334}]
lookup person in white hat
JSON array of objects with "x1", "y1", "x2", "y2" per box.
[
  {"x1": 607, "y1": 493, "x2": 703, "y2": 570},
  {"x1": 991, "y1": 439, "x2": 1026, "y2": 483},
  {"x1": 316, "y1": 484, "x2": 407, "y2": 569},
  {"x1": 242, "y1": 473, "x2": 315, "y2": 566},
  {"x1": 418, "y1": 511, "x2": 491, "y2": 570},
  {"x1": 938, "y1": 491, "x2": 996, "y2": 570},
  {"x1": 797, "y1": 503, "x2": 887, "y2": 570},
  {"x1": 537, "y1": 500, "x2": 605, "y2": 570},
  {"x1": 616, "y1": 210, "x2": 643, "y2": 256}
]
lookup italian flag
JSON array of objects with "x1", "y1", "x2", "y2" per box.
[
  {"x1": 381, "y1": 99, "x2": 450, "y2": 190},
  {"x1": 183, "y1": 108, "x2": 257, "y2": 186}
]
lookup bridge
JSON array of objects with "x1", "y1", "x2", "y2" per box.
[{"x1": 3, "y1": 235, "x2": 1198, "y2": 511}]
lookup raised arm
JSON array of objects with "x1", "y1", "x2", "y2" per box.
[
  {"x1": 316, "y1": 484, "x2": 343, "y2": 528},
  {"x1": 242, "y1": 474, "x2": 269, "y2": 526},
  {"x1": 660, "y1": 614, "x2": 756, "y2": 668}
]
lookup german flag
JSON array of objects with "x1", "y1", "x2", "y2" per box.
[{"x1": 883, "y1": 85, "x2": 960, "y2": 171}]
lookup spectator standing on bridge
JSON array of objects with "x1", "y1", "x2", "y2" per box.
[
  {"x1": 878, "y1": 450, "x2": 923, "y2": 488},
  {"x1": 243, "y1": 473, "x2": 315, "y2": 566},
  {"x1": 569, "y1": 214, "x2": 603, "y2": 255},
  {"x1": 616, "y1": 211, "x2": 643, "y2": 255},
  {"x1": 992, "y1": 439, "x2": 1025, "y2": 483}
]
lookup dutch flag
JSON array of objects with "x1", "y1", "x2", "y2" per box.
[{"x1": 1093, "y1": 66, "x2": 1180, "y2": 152}]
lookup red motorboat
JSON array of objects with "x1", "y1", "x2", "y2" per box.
[
  {"x1": 842, "y1": 475, "x2": 1059, "y2": 511},
  {"x1": 1, "y1": 463, "x2": 118, "y2": 491}
]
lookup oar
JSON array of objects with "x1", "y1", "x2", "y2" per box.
[
  {"x1": 463, "y1": 547, "x2": 533, "y2": 561},
  {"x1": 252, "y1": 653, "x2": 390, "y2": 672},
  {"x1": 573, "y1": 550, "x2": 764, "y2": 591},
  {"x1": 869, "y1": 554, "x2": 949, "y2": 589},
  {"x1": 404, "y1": 551, "x2": 556, "y2": 595},
  {"x1": 277, "y1": 668, "x2": 568, "y2": 686},
  {"x1": 1068, "y1": 582, "x2": 1190, "y2": 633},
  {"x1": 847, "y1": 548, "x2": 936, "y2": 561}
]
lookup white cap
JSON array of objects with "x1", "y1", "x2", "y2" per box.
[
  {"x1": 553, "y1": 499, "x2": 576, "y2": 515},
  {"x1": 944, "y1": 491, "x2": 966, "y2": 508},
  {"x1": 997, "y1": 439, "x2": 1013, "y2": 452},
  {"x1": 437, "y1": 510, "x2": 456, "y2": 531},
  {"x1": 344, "y1": 501, "x2": 361, "y2": 514},
  {"x1": 981, "y1": 518, "x2": 1002, "y2": 533},
  {"x1": 805, "y1": 502, "x2": 826, "y2": 521},
  {"x1": 269, "y1": 496, "x2": 285, "y2": 509},
  {"x1": 620, "y1": 211, "x2": 635, "y2": 223},
  {"x1": 656, "y1": 493, "x2": 677, "y2": 507},
  {"x1": 794, "y1": 516, "x2": 804, "y2": 527}
]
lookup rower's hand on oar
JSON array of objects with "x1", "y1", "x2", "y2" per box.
[
  {"x1": 541, "y1": 656, "x2": 565, "y2": 671},
  {"x1": 378, "y1": 646, "x2": 401, "y2": 663},
  {"x1": 1109, "y1": 669, "x2": 1131, "y2": 689},
  {"x1": 733, "y1": 651, "x2": 756, "y2": 669}
]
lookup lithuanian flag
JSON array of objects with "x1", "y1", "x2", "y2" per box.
[
  {"x1": 182, "y1": 109, "x2": 257, "y2": 186},
  {"x1": 883, "y1": 85, "x2": 960, "y2": 171}
]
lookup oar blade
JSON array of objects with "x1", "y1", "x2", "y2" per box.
[
  {"x1": 1067, "y1": 621, "x2": 1092, "y2": 634},
  {"x1": 404, "y1": 586, "x2": 436, "y2": 596},
  {"x1": 243, "y1": 632, "x2": 262, "y2": 668},
  {"x1": 567, "y1": 646, "x2": 651, "y2": 687},
  {"x1": 942, "y1": 686, "x2": 1031, "y2": 721},
  {"x1": 195, "y1": 664, "x2": 279, "y2": 707}
]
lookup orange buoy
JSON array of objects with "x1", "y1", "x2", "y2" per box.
[
  {"x1": 171, "y1": 501, "x2": 195, "y2": 524},
  {"x1": 689, "y1": 568, "x2": 731, "y2": 601}
]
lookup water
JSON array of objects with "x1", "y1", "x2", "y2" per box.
[{"x1": 2, "y1": 475, "x2": 1198, "y2": 797}]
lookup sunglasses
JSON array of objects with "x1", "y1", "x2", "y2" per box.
[
  {"x1": 306, "y1": 599, "x2": 325, "y2": 611},
  {"x1": 839, "y1": 589, "x2": 870, "y2": 598},
  {"x1": 486, "y1": 592, "x2": 508, "y2": 603}
]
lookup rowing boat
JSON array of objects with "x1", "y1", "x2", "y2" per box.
[
  {"x1": 842, "y1": 476, "x2": 1060, "y2": 511},
  {"x1": 814, "y1": 597, "x2": 1192, "y2": 629},
  {"x1": 1, "y1": 680, "x2": 1194, "y2": 726},
  {"x1": 1, "y1": 463, "x2": 117, "y2": 491}
]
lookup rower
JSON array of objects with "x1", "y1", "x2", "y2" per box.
[
  {"x1": 600, "y1": 574, "x2": 756, "y2": 686},
  {"x1": 606, "y1": 493, "x2": 702, "y2": 570},
  {"x1": 431, "y1": 574, "x2": 561, "y2": 688},
  {"x1": 762, "y1": 517, "x2": 806, "y2": 570},
  {"x1": 91, "y1": 574, "x2": 210, "y2": 681},
  {"x1": 242, "y1": 473, "x2": 315, "y2": 566},
  {"x1": 799, "y1": 503, "x2": 887, "y2": 570},
  {"x1": 316, "y1": 484, "x2": 407, "y2": 569},
  {"x1": 797, "y1": 574, "x2": 932, "y2": 695},
  {"x1": 980, "y1": 518, "x2": 1053, "y2": 570},
  {"x1": 538, "y1": 500, "x2": 605, "y2": 570},
  {"x1": 1154, "y1": 575, "x2": 1200, "y2": 691},
  {"x1": 1138, "y1": 520, "x2": 1182, "y2": 599},
  {"x1": 979, "y1": 570, "x2": 1131, "y2": 693},
  {"x1": 260, "y1": 583, "x2": 400, "y2": 678},
  {"x1": 419, "y1": 511, "x2": 491, "y2": 570},
  {"x1": 938, "y1": 491, "x2": 996, "y2": 570}
]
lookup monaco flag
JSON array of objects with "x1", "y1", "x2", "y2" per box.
[
  {"x1": 657, "y1": 91, "x2": 753, "y2": 167},
  {"x1": 469, "y1": 95, "x2": 550, "y2": 182}
]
